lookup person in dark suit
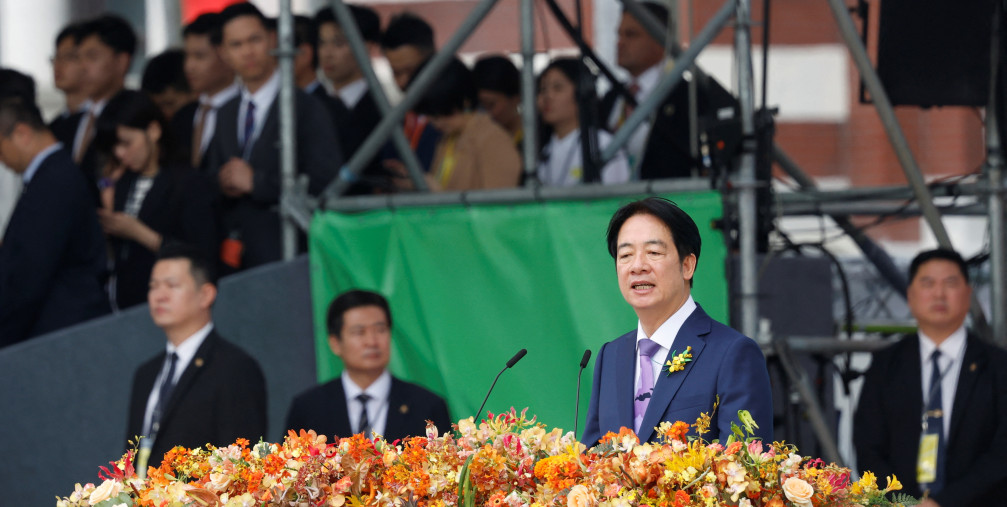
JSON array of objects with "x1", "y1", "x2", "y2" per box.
[
  {"x1": 141, "y1": 49, "x2": 195, "y2": 122},
  {"x1": 205, "y1": 2, "x2": 341, "y2": 271},
  {"x1": 855, "y1": 249, "x2": 1007, "y2": 507},
  {"x1": 172, "y1": 12, "x2": 239, "y2": 172},
  {"x1": 73, "y1": 15, "x2": 137, "y2": 202},
  {"x1": 380, "y1": 13, "x2": 441, "y2": 176},
  {"x1": 599, "y1": 2, "x2": 697, "y2": 180},
  {"x1": 96, "y1": 92, "x2": 218, "y2": 310},
  {"x1": 286, "y1": 290, "x2": 451, "y2": 441},
  {"x1": 315, "y1": 4, "x2": 390, "y2": 194},
  {"x1": 581, "y1": 197, "x2": 773, "y2": 446},
  {"x1": 49, "y1": 23, "x2": 89, "y2": 147},
  {"x1": 126, "y1": 244, "x2": 266, "y2": 472},
  {"x1": 0, "y1": 89, "x2": 109, "y2": 347}
]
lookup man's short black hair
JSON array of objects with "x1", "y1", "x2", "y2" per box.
[
  {"x1": 156, "y1": 242, "x2": 218, "y2": 287},
  {"x1": 380, "y1": 12, "x2": 434, "y2": 52},
  {"x1": 0, "y1": 96, "x2": 46, "y2": 137},
  {"x1": 293, "y1": 15, "x2": 319, "y2": 69},
  {"x1": 183, "y1": 12, "x2": 225, "y2": 46},
  {"x1": 78, "y1": 14, "x2": 137, "y2": 57},
  {"x1": 414, "y1": 57, "x2": 476, "y2": 117},
  {"x1": 315, "y1": 4, "x2": 382, "y2": 43},
  {"x1": 606, "y1": 197, "x2": 702, "y2": 286},
  {"x1": 141, "y1": 49, "x2": 190, "y2": 95},
  {"x1": 55, "y1": 22, "x2": 83, "y2": 48},
  {"x1": 219, "y1": 2, "x2": 270, "y2": 33},
  {"x1": 0, "y1": 68, "x2": 37, "y2": 104},
  {"x1": 326, "y1": 289, "x2": 392, "y2": 338},
  {"x1": 629, "y1": 1, "x2": 670, "y2": 30},
  {"x1": 473, "y1": 55, "x2": 520, "y2": 97},
  {"x1": 909, "y1": 248, "x2": 970, "y2": 284}
]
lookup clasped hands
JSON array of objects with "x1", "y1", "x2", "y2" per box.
[{"x1": 219, "y1": 157, "x2": 255, "y2": 197}]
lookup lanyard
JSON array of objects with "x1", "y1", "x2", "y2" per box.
[{"x1": 921, "y1": 354, "x2": 952, "y2": 432}]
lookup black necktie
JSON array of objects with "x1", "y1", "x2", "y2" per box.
[
  {"x1": 150, "y1": 353, "x2": 178, "y2": 434},
  {"x1": 926, "y1": 349, "x2": 946, "y2": 494},
  {"x1": 356, "y1": 393, "x2": 372, "y2": 436}
]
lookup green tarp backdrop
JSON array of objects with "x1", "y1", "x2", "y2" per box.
[{"x1": 308, "y1": 191, "x2": 728, "y2": 432}]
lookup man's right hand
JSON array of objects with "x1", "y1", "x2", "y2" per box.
[{"x1": 219, "y1": 157, "x2": 254, "y2": 197}]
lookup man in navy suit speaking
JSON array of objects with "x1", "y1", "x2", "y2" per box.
[{"x1": 582, "y1": 197, "x2": 773, "y2": 446}]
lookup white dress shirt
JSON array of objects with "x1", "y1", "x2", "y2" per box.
[
  {"x1": 342, "y1": 369, "x2": 392, "y2": 438},
  {"x1": 336, "y1": 78, "x2": 368, "y2": 110},
  {"x1": 142, "y1": 322, "x2": 214, "y2": 436},
  {"x1": 634, "y1": 296, "x2": 697, "y2": 392},
  {"x1": 194, "y1": 82, "x2": 239, "y2": 158},
  {"x1": 72, "y1": 98, "x2": 108, "y2": 158},
  {"x1": 918, "y1": 325, "x2": 967, "y2": 438},
  {"x1": 238, "y1": 71, "x2": 280, "y2": 152},
  {"x1": 607, "y1": 62, "x2": 664, "y2": 169}
]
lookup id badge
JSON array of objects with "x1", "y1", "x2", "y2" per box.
[
  {"x1": 917, "y1": 432, "x2": 939, "y2": 485},
  {"x1": 135, "y1": 439, "x2": 153, "y2": 480}
]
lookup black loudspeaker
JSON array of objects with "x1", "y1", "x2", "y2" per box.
[{"x1": 877, "y1": 0, "x2": 996, "y2": 107}]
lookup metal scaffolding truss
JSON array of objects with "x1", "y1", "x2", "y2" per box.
[{"x1": 265, "y1": 0, "x2": 1007, "y2": 465}]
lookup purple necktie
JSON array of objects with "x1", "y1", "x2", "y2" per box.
[
  {"x1": 634, "y1": 338, "x2": 662, "y2": 434},
  {"x1": 241, "y1": 99, "x2": 256, "y2": 157}
]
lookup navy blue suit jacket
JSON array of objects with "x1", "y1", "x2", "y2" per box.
[
  {"x1": 582, "y1": 304, "x2": 773, "y2": 446},
  {"x1": 285, "y1": 375, "x2": 451, "y2": 442},
  {"x1": 0, "y1": 146, "x2": 109, "y2": 346}
]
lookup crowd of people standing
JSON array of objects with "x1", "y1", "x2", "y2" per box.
[{"x1": 0, "y1": 1, "x2": 697, "y2": 346}]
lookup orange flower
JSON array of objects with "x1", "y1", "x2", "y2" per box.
[
  {"x1": 533, "y1": 454, "x2": 583, "y2": 491},
  {"x1": 600, "y1": 427, "x2": 640, "y2": 446}
]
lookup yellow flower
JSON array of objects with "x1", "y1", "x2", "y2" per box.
[
  {"x1": 884, "y1": 475, "x2": 902, "y2": 493},
  {"x1": 857, "y1": 471, "x2": 877, "y2": 492},
  {"x1": 665, "y1": 347, "x2": 694, "y2": 375}
]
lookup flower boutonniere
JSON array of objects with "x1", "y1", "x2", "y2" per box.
[{"x1": 665, "y1": 346, "x2": 693, "y2": 376}]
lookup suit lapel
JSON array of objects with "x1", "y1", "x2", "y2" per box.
[
  {"x1": 162, "y1": 332, "x2": 216, "y2": 422},
  {"x1": 948, "y1": 333, "x2": 986, "y2": 446},
  {"x1": 614, "y1": 332, "x2": 638, "y2": 432},
  {"x1": 324, "y1": 380, "x2": 354, "y2": 438},
  {"x1": 637, "y1": 306, "x2": 711, "y2": 442},
  {"x1": 896, "y1": 335, "x2": 924, "y2": 432},
  {"x1": 137, "y1": 171, "x2": 171, "y2": 224},
  {"x1": 384, "y1": 378, "x2": 411, "y2": 441},
  {"x1": 250, "y1": 100, "x2": 280, "y2": 161}
]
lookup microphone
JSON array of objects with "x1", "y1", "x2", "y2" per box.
[
  {"x1": 574, "y1": 349, "x2": 591, "y2": 440},
  {"x1": 475, "y1": 349, "x2": 527, "y2": 422}
]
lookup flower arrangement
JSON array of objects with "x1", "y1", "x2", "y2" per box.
[{"x1": 58, "y1": 408, "x2": 915, "y2": 507}]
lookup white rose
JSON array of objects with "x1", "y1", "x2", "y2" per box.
[
  {"x1": 783, "y1": 477, "x2": 814, "y2": 506},
  {"x1": 88, "y1": 479, "x2": 122, "y2": 505},
  {"x1": 567, "y1": 485, "x2": 596, "y2": 507},
  {"x1": 208, "y1": 472, "x2": 233, "y2": 492}
]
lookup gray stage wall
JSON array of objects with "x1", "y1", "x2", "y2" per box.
[{"x1": 0, "y1": 256, "x2": 317, "y2": 506}]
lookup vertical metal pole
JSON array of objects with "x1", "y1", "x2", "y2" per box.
[
  {"x1": 601, "y1": 0, "x2": 735, "y2": 162},
  {"x1": 826, "y1": 0, "x2": 990, "y2": 339},
  {"x1": 520, "y1": 0, "x2": 538, "y2": 183},
  {"x1": 986, "y1": 9, "x2": 1006, "y2": 345},
  {"x1": 734, "y1": 0, "x2": 760, "y2": 340},
  {"x1": 320, "y1": 0, "x2": 501, "y2": 202},
  {"x1": 327, "y1": 0, "x2": 428, "y2": 191},
  {"x1": 277, "y1": 0, "x2": 298, "y2": 260}
]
